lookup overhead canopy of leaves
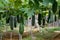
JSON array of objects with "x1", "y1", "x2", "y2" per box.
[{"x1": 0, "y1": 0, "x2": 59, "y2": 21}]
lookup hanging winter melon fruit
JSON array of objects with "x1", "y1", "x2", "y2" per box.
[
  {"x1": 9, "y1": 15, "x2": 14, "y2": 30},
  {"x1": 52, "y1": 0, "x2": 57, "y2": 13},
  {"x1": 38, "y1": 13, "x2": 42, "y2": 25},
  {"x1": 19, "y1": 23, "x2": 24, "y2": 35},
  {"x1": 17, "y1": 15, "x2": 21, "y2": 23},
  {"x1": 14, "y1": 16, "x2": 17, "y2": 28},
  {"x1": 43, "y1": 18, "x2": 45, "y2": 26},
  {"x1": 6, "y1": 16, "x2": 10, "y2": 24},
  {"x1": 47, "y1": 10, "x2": 51, "y2": 23},
  {"x1": 19, "y1": 15, "x2": 24, "y2": 35},
  {"x1": 32, "y1": 14, "x2": 35, "y2": 26},
  {"x1": 55, "y1": 15, "x2": 57, "y2": 21},
  {"x1": 58, "y1": 8, "x2": 60, "y2": 19},
  {"x1": 0, "y1": 13, "x2": 1, "y2": 20}
]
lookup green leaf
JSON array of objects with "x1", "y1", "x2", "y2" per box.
[
  {"x1": 58, "y1": 0, "x2": 60, "y2": 6},
  {"x1": 42, "y1": 0, "x2": 56, "y2": 6},
  {"x1": 0, "y1": 2, "x2": 4, "y2": 8},
  {"x1": 43, "y1": 0, "x2": 49, "y2": 6},
  {"x1": 0, "y1": 10, "x2": 5, "y2": 12},
  {"x1": 28, "y1": 0, "x2": 34, "y2": 8},
  {"x1": 20, "y1": 8, "x2": 34, "y2": 18},
  {"x1": 25, "y1": 9, "x2": 34, "y2": 18},
  {"x1": 14, "y1": 0, "x2": 22, "y2": 9},
  {"x1": 49, "y1": 0, "x2": 55, "y2": 3}
]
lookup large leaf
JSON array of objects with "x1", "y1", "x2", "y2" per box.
[
  {"x1": 20, "y1": 8, "x2": 34, "y2": 18},
  {"x1": 0, "y1": 10, "x2": 5, "y2": 12},
  {"x1": 14, "y1": 0, "x2": 22, "y2": 9},
  {"x1": 24, "y1": 8, "x2": 34, "y2": 18},
  {"x1": 42, "y1": 0, "x2": 56, "y2": 6},
  {"x1": 0, "y1": 2, "x2": 4, "y2": 8},
  {"x1": 28, "y1": 0, "x2": 34, "y2": 8},
  {"x1": 58, "y1": 0, "x2": 60, "y2": 6},
  {"x1": 43, "y1": 0, "x2": 49, "y2": 6},
  {"x1": 49, "y1": 0, "x2": 55, "y2": 3}
]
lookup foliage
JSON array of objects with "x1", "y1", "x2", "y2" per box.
[{"x1": 0, "y1": 0, "x2": 60, "y2": 35}]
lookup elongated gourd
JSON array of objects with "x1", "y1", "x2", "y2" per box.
[
  {"x1": 14, "y1": 16, "x2": 17, "y2": 28},
  {"x1": 55, "y1": 15, "x2": 57, "y2": 21},
  {"x1": 50, "y1": 13, "x2": 54, "y2": 23},
  {"x1": 32, "y1": 14, "x2": 35, "y2": 26},
  {"x1": 38, "y1": 13, "x2": 42, "y2": 25},
  {"x1": 52, "y1": 1, "x2": 57, "y2": 13},
  {"x1": 17, "y1": 15, "x2": 20, "y2": 23},
  {"x1": 58, "y1": 9, "x2": 60, "y2": 19},
  {"x1": 19, "y1": 23, "x2": 24, "y2": 35},
  {"x1": 9, "y1": 15, "x2": 14, "y2": 30},
  {"x1": 0, "y1": 12, "x2": 2, "y2": 20},
  {"x1": 19, "y1": 15, "x2": 24, "y2": 35},
  {"x1": 0, "y1": 13, "x2": 1, "y2": 20},
  {"x1": 43, "y1": 18, "x2": 45, "y2": 26},
  {"x1": 6, "y1": 16, "x2": 10, "y2": 24},
  {"x1": 47, "y1": 10, "x2": 51, "y2": 23}
]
